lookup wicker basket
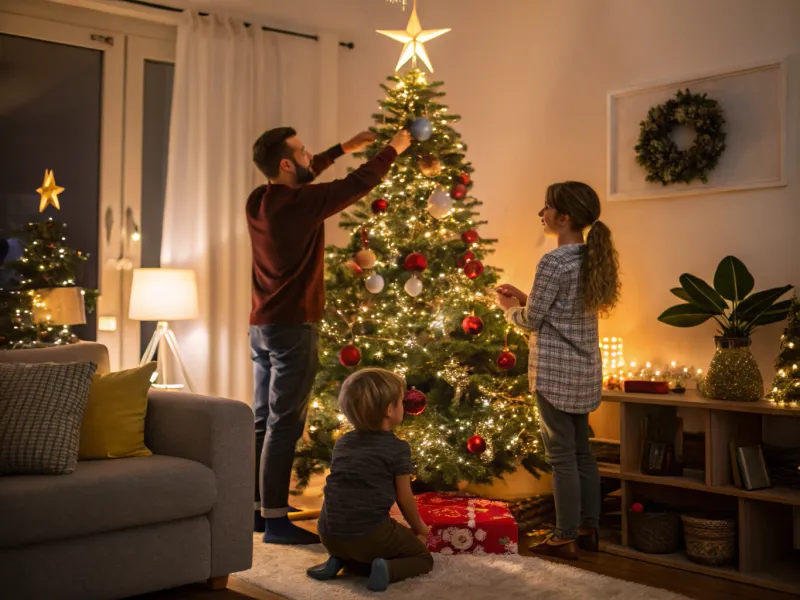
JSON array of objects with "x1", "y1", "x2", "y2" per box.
[
  {"x1": 629, "y1": 511, "x2": 681, "y2": 554},
  {"x1": 681, "y1": 514, "x2": 737, "y2": 566}
]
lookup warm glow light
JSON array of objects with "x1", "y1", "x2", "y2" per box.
[{"x1": 129, "y1": 268, "x2": 199, "y2": 321}]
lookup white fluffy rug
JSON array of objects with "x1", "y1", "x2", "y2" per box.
[{"x1": 235, "y1": 534, "x2": 689, "y2": 599}]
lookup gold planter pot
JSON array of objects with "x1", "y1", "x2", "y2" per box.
[{"x1": 703, "y1": 336, "x2": 763, "y2": 402}]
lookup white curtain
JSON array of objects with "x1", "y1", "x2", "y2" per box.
[{"x1": 160, "y1": 12, "x2": 336, "y2": 402}]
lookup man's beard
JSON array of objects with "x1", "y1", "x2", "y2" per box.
[{"x1": 293, "y1": 160, "x2": 316, "y2": 185}]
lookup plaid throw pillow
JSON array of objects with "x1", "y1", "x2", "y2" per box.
[{"x1": 0, "y1": 361, "x2": 97, "y2": 475}]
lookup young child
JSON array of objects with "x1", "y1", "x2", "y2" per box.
[
  {"x1": 307, "y1": 368, "x2": 433, "y2": 591},
  {"x1": 496, "y1": 181, "x2": 620, "y2": 560}
]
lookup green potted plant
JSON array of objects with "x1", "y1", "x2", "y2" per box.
[{"x1": 658, "y1": 256, "x2": 793, "y2": 401}]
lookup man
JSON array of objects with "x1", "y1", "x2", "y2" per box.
[{"x1": 247, "y1": 127, "x2": 412, "y2": 545}]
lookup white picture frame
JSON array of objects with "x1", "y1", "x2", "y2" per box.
[{"x1": 607, "y1": 59, "x2": 787, "y2": 202}]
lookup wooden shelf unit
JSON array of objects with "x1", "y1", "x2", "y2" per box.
[{"x1": 593, "y1": 390, "x2": 800, "y2": 596}]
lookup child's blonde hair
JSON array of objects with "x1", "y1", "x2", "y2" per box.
[{"x1": 338, "y1": 368, "x2": 405, "y2": 431}]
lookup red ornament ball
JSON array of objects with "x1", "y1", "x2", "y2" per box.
[
  {"x1": 462, "y1": 315, "x2": 484, "y2": 335},
  {"x1": 457, "y1": 250, "x2": 475, "y2": 268},
  {"x1": 459, "y1": 172, "x2": 471, "y2": 185},
  {"x1": 497, "y1": 351, "x2": 517, "y2": 370},
  {"x1": 404, "y1": 252, "x2": 428, "y2": 272},
  {"x1": 403, "y1": 388, "x2": 427, "y2": 416},
  {"x1": 371, "y1": 198, "x2": 389, "y2": 213},
  {"x1": 631, "y1": 502, "x2": 645, "y2": 513},
  {"x1": 461, "y1": 229, "x2": 479, "y2": 245},
  {"x1": 463, "y1": 260, "x2": 484, "y2": 280},
  {"x1": 338, "y1": 345, "x2": 362, "y2": 367},
  {"x1": 451, "y1": 183, "x2": 467, "y2": 200},
  {"x1": 467, "y1": 435, "x2": 487, "y2": 455}
]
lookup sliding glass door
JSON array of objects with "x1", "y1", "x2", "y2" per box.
[
  {"x1": 0, "y1": 12, "x2": 123, "y2": 356},
  {"x1": 0, "y1": 8, "x2": 175, "y2": 370}
]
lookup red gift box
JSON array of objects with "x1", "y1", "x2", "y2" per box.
[
  {"x1": 624, "y1": 380, "x2": 670, "y2": 394},
  {"x1": 415, "y1": 492, "x2": 518, "y2": 555}
]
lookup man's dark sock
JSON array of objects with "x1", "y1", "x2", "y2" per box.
[
  {"x1": 262, "y1": 516, "x2": 320, "y2": 545},
  {"x1": 254, "y1": 507, "x2": 301, "y2": 533}
]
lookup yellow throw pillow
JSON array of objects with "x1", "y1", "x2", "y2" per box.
[{"x1": 78, "y1": 362, "x2": 158, "y2": 460}]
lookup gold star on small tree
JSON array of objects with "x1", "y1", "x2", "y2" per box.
[{"x1": 36, "y1": 169, "x2": 64, "y2": 213}]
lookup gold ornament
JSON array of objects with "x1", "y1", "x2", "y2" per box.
[
  {"x1": 376, "y1": 0, "x2": 450, "y2": 72},
  {"x1": 418, "y1": 153, "x2": 442, "y2": 177},
  {"x1": 355, "y1": 249, "x2": 377, "y2": 269},
  {"x1": 441, "y1": 357, "x2": 470, "y2": 405},
  {"x1": 36, "y1": 169, "x2": 64, "y2": 213}
]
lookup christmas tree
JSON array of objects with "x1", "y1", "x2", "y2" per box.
[
  {"x1": 293, "y1": 69, "x2": 546, "y2": 491},
  {"x1": 0, "y1": 171, "x2": 97, "y2": 348},
  {"x1": 768, "y1": 294, "x2": 800, "y2": 404}
]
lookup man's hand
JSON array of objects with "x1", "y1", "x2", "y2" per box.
[
  {"x1": 389, "y1": 130, "x2": 412, "y2": 154},
  {"x1": 342, "y1": 131, "x2": 376, "y2": 153}
]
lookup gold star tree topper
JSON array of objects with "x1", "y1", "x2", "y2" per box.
[
  {"x1": 376, "y1": 0, "x2": 450, "y2": 73},
  {"x1": 36, "y1": 169, "x2": 64, "y2": 212}
]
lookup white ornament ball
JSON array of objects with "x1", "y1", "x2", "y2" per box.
[
  {"x1": 404, "y1": 275, "x2": 423, "y2": 297},
  {"x1": 365, "y1": 274, "x2": 385, "y2": 294},
  {"x1": 355, "y1": 249, "x2": 377, "y2": 269},
  {"x1": 427, "y1": 188, "x2": 454, "y2": 219}
]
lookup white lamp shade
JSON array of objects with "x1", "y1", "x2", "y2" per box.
[
  {"x1": 32, "y1": 287, "x2": 87, "y2": 325},
  {"x1": 129, "y1": 268, "x2": 199, "y2": 321}
]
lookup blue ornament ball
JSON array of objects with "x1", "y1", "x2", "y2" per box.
[{"x1": 409, "y1": 118, "x2": 432, "y2": 142}]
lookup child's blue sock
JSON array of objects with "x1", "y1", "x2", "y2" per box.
[
  {"x1": 262, "y1": 516, "x2": 319, "y2": 545},
  {"x1": 367, "y1": 558, "x2": 390, "y2": 592},
  {"x1": 306, "y1": 556, "x2": 345, "y2": 580}
]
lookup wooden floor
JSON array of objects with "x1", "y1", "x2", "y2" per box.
[{"x1": 133, "y1": 518, "x2": 794, "y2": 600}]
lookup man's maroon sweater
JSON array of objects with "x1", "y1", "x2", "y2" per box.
[{"x1": 246, "y1": 145, "x2": 398, "y2": 325}]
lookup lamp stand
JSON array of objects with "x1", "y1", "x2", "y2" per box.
[{"x1": 140, "y1": 321, "x2": 196, "y2": 392}]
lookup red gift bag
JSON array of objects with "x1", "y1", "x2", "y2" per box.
[{"x1": 415, "y1": 492, "x2": 518, "y2": 555}]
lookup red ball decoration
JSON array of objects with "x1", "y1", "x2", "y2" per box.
[
  {"x1": 631, "y1": 502, "x2": 645, "y2": 513},
  {"x1": 457, "y1": 250, "x2": 475, "y2": 268},
  {"x1": 459, "y1": 173, "x2": 471, "y2": 185},
  {"x1": 462, "y1": 315, "x2": 484, "y2": 335},
  {"x1": 404, "y1": 252, "x2": 428, "y2": 272},
  {"x1": 371, "y1": 198, "x2": 389, "y2": 213},
  {"x1": 338, "y1": 345, "x2": 362, "y2": 367},
  {"x1": 467, "y1": 435, "x2": 487, "y2": 455},
  {"x1": 451, "y1": 183, "x2": 468, "y2": 200},
  {"x1": 403, "y1": 388, "x2": 427, "y2": 416},
  {"x1": 463, "y1": 259, "x2": 484, "y2": 280},
  {"x1": 497, "y1": 350, "x2": 517, "y2": 370},
  {"x1": 461, "y1": 229, "x2": 479, "y2": 245}
]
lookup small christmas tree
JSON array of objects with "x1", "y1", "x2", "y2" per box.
[
  {"x1": 768, "y1": 294, "x2": 800, "y2": 404},
  {"x1": 0, "y1": 171, "x2": 97, "y2": 348}
]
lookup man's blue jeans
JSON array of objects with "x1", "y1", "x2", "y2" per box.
[{"x1": 250, "y1": 324, "x2": 318, "y2": 518}]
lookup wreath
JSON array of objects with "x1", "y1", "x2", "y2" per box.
[{"x1": 634, "y1": 89, "x2": 726, "y2": 186}]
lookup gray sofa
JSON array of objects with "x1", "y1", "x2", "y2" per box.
[{"x1": 0, "y1": 342, "x2": 254, "y2": 599}]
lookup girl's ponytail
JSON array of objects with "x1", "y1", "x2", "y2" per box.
[{"x1": 581, "y1": 219, "x2": 620, "y2": 317}]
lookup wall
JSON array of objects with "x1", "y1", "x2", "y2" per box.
[{"x1": 330, "y1": 0, "x2": 800, "y2": 379}]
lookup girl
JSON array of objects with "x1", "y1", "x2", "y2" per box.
[{"x1": 496, "y1": 181, "x2": 620, "y2": 559}]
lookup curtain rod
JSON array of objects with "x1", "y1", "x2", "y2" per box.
[{"x1": 122, "y1": 0, "x2": 355, "y2": 48}]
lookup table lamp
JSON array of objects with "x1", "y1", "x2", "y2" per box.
[
  {"x1": 32, "y1": 286, "x2": 87, "y2": 343},
  {"x1": 129, "y1": 268, "x2": 198, "y2": 392}
]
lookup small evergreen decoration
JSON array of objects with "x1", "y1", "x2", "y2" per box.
[
  {"x1": 768, "y1": 294, "x2": 800, "y2": 404},
  {"x1": 635, "y1": 88, "x2": 727, "y2": 186}
]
